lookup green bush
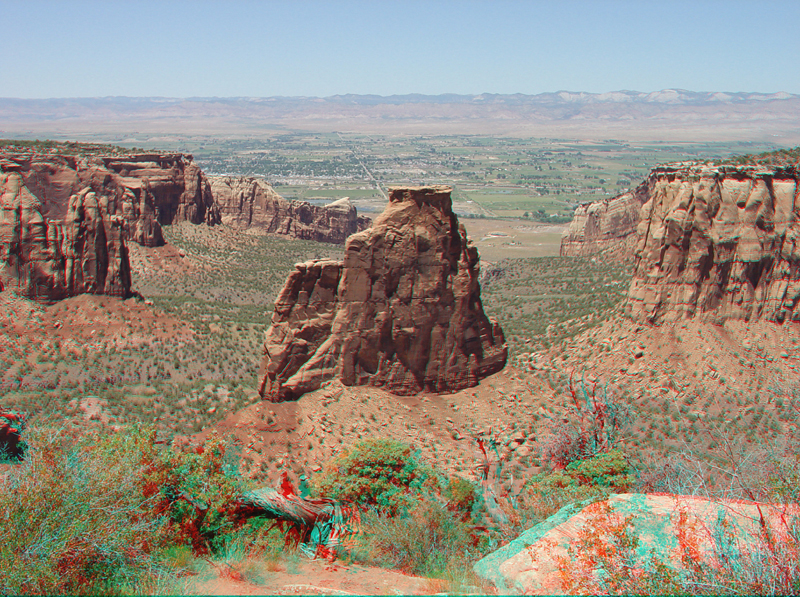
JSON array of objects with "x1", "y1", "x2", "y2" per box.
[
  {"x1": 517, "y1": 449, "x2": 632, "y2": 528},
  {"x1": 311, "y1": 438, "x2": 437, "y2": 515},
  {"x1": 564, "y1": 448, "x2": 634, "y2": 489},
  {"x1": 444, "y1": 476, "x2": 477, "y2": 518},
  {"x1": 0, "y1": 423, "x2": 247, "y2": 594},
  {"x1": 0, "y1": 426, "x2": 182, "y2": 594}
]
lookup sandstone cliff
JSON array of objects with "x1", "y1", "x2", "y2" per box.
[
  {"x1": 627, "y1": 163, "x2": 800, "y2": 323},
  {"x1": 1, "y1": 151, "x2": 220, "y2": 248},
  {"x1": 259, "y1": 186, "x2": 507, "y2": 401},
  {"x1": 560, "y1": 183, "x2": 648, "y2": 258},
  {"x1": 209, "y1": 176, "x2": 370, "y2": 243},
  {"x1": 0, "y1": 173, "x2": 130, "y2": 299},
  {"x1": 0, "y1": 147, "x2": 372, "y2": 301}
]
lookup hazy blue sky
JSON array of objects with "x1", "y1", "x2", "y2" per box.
[{"x1": 4, "y1": 0, "x2": 799, "y2": 98}]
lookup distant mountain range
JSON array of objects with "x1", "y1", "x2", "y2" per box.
[
  {"x1": 2, "y1": 91, "x2": 798, "y2": 142},
  {"x1": 2, "y1": 90, "x2": 797, "y2": 108}
]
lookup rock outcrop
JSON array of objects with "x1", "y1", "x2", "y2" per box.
[
  {"x1": 560, "y1": 182, "x2": 648, "y2": 259},
  {"x1": 0, "y1": 173, "x2": 130, "y2": 299},
  {"x1": 0, "y1": 409, "x2": 26, "y2": 461},
  {"x1": 627, "y1": 163, "x2": 800, "y2": 323},
  {"x1": 259, "y1": 186, "x2": 507, "y2": 401},
  {"x1": 0, "y1": 147, "x2": 372, "y2": 301},
  {"x1": 209, "y1": 176, "x2": 370, "y2": 243}
]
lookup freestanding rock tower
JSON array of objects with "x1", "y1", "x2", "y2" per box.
[{"x1": 259, "y1": 186, "x2": 507, "y2": 401}]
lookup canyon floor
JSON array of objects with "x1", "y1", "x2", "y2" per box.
[{"x1": 3, "y1": 219, "x2": 797, "y2": 493}]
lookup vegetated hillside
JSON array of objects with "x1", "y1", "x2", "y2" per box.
[
  {"x1": 0, "y1": 223, "x2": 341, "y2": 433},
  {"x1": 723, "y1": 145, "x2": 800, "y2": 167},
  {"x1": 480, "y1": 255, "x2": 631, "y2": 357}
]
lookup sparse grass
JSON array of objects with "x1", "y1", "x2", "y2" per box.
[{"x1": 480, "y1": 256, "x2": 631, "y2": 357}]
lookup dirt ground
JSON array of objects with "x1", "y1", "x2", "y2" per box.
[{"x1": 188, "y1": 557, "x2": 493, "y2": 595}]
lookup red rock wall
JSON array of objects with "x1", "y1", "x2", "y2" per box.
[
  {"x1": 560, "y1": 182, "x2": 648, "y2": 259},
  {"x1": 259, "y1": 186, "x2": 507, "y2": 401},
  {"x1": 0, "y1": 173, "x2": 130, "y2": 300},
  {"x1": 209, "y1": 176, "x2": 371, "y2": 243},
  {"x1": 627, "y1": 164, "x2": 800, "y2": 323},
  {"x1": 2, "y1": 152, "x2": 220, "y2": 248}
]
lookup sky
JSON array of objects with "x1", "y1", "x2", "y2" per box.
[{"x1": 3, "y1": 0, "x2": 799, "y2": 98}]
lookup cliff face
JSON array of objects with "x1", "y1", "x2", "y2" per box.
[
  {"x1": 2, "y1": 152, "x2": 220, "y2": 248},
  {"x1": 0, "y1": 173, "x2": 130, "y2": 299},
  {"x1": 259, "y1": 186, "x2": 507, "y2": 401},
  {"x1": 209, "y1": 176, "x2": 371, "y2": 243},
  {"x1": 560, "y1": 183, "x2": 648, "y2": 258},
  {"x1": 627, "y1": 164, "x2": 800, "y2": 323},
  {"x1": 0, "y1": 148, "x2": 372, "y2": 301}
]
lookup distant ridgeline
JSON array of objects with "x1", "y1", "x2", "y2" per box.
[
  {"x1": 0, "y1": 141, "x2": 370, "y2": 301},
  {"x1": 561, "y1": 147, "x2": 800, "y2": 323}
]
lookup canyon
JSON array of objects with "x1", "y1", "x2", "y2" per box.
[{"x1": 0, "y1": 147, "x2": 370, "y2": 300}]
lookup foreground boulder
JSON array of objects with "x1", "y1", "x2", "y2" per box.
[
  {"x1": 628, "y1": 163, "x2": 800, "y2": 323},
  {"x1": 475, "y1": 493, "x2": 800, "y2": 594},
  {"x1": 209, "y1": 176, "x2": 370, "y2": 243},
  {"x1": 259, "y1": 185, "x2": 507, "y2": 401}
]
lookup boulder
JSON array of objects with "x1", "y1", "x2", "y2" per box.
[
  {"x1": 475, "y1": 493, "x2": 800, "y2": 594},
  {"x1": 259, "y1": 185, "x2": 507, "y2": 401}
]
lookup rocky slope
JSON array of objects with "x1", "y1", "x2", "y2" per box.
[
  {"x1": 259, "y1": 186, "x2": 507, "y2": 401},
  {"x1": 628, "y1": 163, "x2": 800, "y2": 323},
  {"x1": 209, "y1": 176, "x2": 370, "y2": 243},
  {"x1": 560, "y1": 182, "x2": 647, "y2": 259}
]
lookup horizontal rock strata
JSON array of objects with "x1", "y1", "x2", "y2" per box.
[
  {"x1": 627, "y1": 163, "x2": 800, "y2": 323},
  {"x1": 209, "y1": 176, "x2": 370, "y2": 243},
  {"x1": 560, "y1": 182, "x2": 648, "y2": 258},
  {"x1": 259, "y1": 186, "x2": 507, "y2": 401},
  {"x1": 2, "y1": 151, "x2": 220, "y2": 248},
  {"x1": 0, "y1": 148, "x2": 372, "y2": 301}
]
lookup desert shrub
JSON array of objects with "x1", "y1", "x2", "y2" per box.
[
  {"x1": 0, "y1": 425, "x2": 184, "y2": 594},
  {"x1": 0, "y1": 423, "x2": 247, "y2": 594},
  {"x1": 554, "y1": 502, "x2": 684, "y2": 595},
  {"x1": 542, "y1": 374, "x2": 630, "y2": 469},
  {"x1": 564, "y1": 448, "x2": 634, "y2": 489},
  {"x1": 554, "y1": 500, "x2": 800, "y2": 595},
  {"x1": 138, "y1": 430, "x2": 245, "y2": 553},
  {"x1": 517, "y1": 449, "x2": 633, "y2": 528},
  {"x1": 358, "y1": 497, "x2": 474, "y2": 577},
  {"x1": 444, "y1": 476, "x2": 477, "y2": 518},
  {"x1": 311, "y1": 438, "x2": 438, "y2": 515}
]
